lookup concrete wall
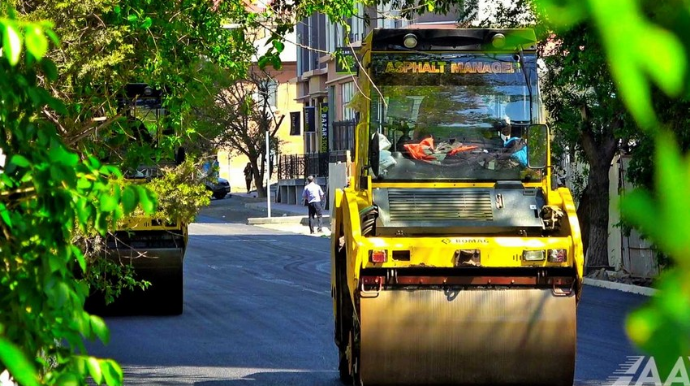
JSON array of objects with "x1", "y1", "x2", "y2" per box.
[
  {"x1": 608, "y1": 154, "x2": 622, "y2": 270},
  {"x1": 616, "y1": 155, "x2": 658, "y2": 277},
  {"x1": 563, "y1": 153, "x2": 657, "y2": 277},
  {"x1": 328, "y1": 162, "x2": 348, "y2": 211}
]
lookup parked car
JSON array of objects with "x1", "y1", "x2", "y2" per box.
[
  {"x1": 201, "y1": 158, "x2": 230, "y2": 199},
  {"x1": 206, "y1": 177, "x2": 230, "y2": 199}
]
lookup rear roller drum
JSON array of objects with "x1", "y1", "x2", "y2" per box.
[{"x1": 350, "y1": 314, "x2": 363, "y2": 386}]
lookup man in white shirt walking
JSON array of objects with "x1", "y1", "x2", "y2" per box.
[{"x1": 302, "y1": 175, "x2": 325, "y2": 234}]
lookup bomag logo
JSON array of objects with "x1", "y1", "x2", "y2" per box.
[{"x1": 384, "y1": 61, "x2": 515, "y2": 74}]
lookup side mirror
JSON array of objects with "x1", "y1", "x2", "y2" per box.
[
  {"x1": 369, "y1": 132, "x2": 380, "y2": 177},
  {"x1": 527, "y1": 124, "x2": 547, "y2": 169}
]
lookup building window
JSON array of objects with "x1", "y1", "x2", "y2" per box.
[
  {"x1": 327, "y1": 20, "x2": 344, "y2": 53},
  {"x1": 333, "y1": 120, "x2": 355, "y2": 153},
  {"x1": 341, "y1": 82, "x2": 355, "y2": 121},
  {"x1": 290, "y1": 111, "x2": 301, "y2": 136},
  {"x1": 375, "y1": 3, "x2": 409, "y2": 29},
  {"x1": 350, "y1": 3, "x2": 365, "y2": 43}
]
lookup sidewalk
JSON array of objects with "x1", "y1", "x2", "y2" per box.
[
  {"x1": 232, "y1": 191, "x2": 331, "y2": 237},
  {"x1": 583, "y1": 277, "x2": 657, "y2": 296}
]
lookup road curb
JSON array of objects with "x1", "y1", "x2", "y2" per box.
[
  {"x1": 584, "y1": 277, "x2": 657, "y2": 297},
  {"x1": 244, "y1": 201, "x2": 331, "y2": 225},
  {"x1": 247, "y1": 215, "x2": 304, "y2": 225},
  {"x1": 247, "y1": 214, "x2": 332, "y2": 226}
]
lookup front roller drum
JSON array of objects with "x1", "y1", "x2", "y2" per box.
[{"x1": 359, "y1": 288, "x2": 576, "y2": 385}]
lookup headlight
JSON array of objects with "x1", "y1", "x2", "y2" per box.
[
  {"x1": 522, "y1": 250, "x2": 545, "y2": 261},
  {"x1": 491, "y1": 33, "x2": 506, "y2": 48},
  {"x1": 403, "y1": 33, "x2": 418, "y2": 48},
  {"x1": 548, "y1": 249, "x2": 567, "y2": 263},
  {"x1": 369, "y1": 250, "x2": 388, "y2": 263}
]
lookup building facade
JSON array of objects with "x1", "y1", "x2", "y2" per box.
[
  {"x1": 280, "y1": 6, "x2": 462, "y2": 181},
  {"x1": 218, "y1": 25, "x2": 304, "y2": 193}
]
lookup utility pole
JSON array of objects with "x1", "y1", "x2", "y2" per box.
[{"x1": 266, "y1": 128, "x2": 271, "y2": 218}]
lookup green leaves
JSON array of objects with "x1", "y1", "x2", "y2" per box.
[
  {"x1": 1, "y1": 18, "x2": 56, "y2": 65},
  {"x1": 101, "y1": 360, "x2": 123, "y2": 386},
  {"x1": 145, "y1": 159, "x2": 210, "y2": 224},
  {"x1": 25, "y1": 25, "x2": 48, "y2": 59},
  {"x1": 0, "y1": 338, "x2": 39, "y2": 386},
  {"x1": 99, "y1": 194, "x2": 118, "y2": 212},
  {"x1": 55, "y1": 373, "x2": 80, "y2": 386},
  {"x1": 0, "y1": 203, "x2": 12, "y2": 228},
  {"x1": 619, "y1": 101, "x2": 690, "y2": 378},
  {"x1": 2, "y1": 21, "x2": 22, "y2": 65},
  {"x1": 73, "y1": 245, "x2": 87, "y2": 273},
  {"x1": 621, "y1": 132, "x2": 690, "y2": 267},
  {"x1": 136, "y1": 185, "x2": 156, "y2": 214},
  {"x1": 73, "y1": 356, "x2": 123, "y2": 386},
  {"x1": 0, "y1": 13, "x2": 134, "y2": 386},
  {"x1": 538, "y1": 0, "x2": 686, "y2": 129},
  {"x1": 141, "y1": 17, "x2": 153, "y2": 29},
  {"x1": 271, "y1": 39, "x2": 284, "y2": 53},
  {"x1": 538, "y1": 0, "x2": 690, "y2": 374},
  {"x1": 9, "y1": 154, "x2": 30, "y2": 168},
  {"x1": 90, "y1": 315, "x2": 110, "y2": 344},
  {"x1": 626, "y1": 269, "x2": 690, "y2": 377},
  {"x1": 49, "y1": 138, "x2": 79, "y2": 167},
  {"x1": 87, "y1": 357, "x2": 103, "y2": 384},
  {"x1": 121, "y1": 185, "x2": 138, "y2": 214},
  {"x1": 257, "y1": 53, "x2": 282, "y2": 70},
  {"x1": 589, "y1": 0, "x2": 686, "y2": 129}
]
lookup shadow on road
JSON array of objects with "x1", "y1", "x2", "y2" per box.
[{"x1": 192, "y1": 371, "x2": 342, "y2": 386}]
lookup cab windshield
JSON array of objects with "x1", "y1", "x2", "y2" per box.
[{"x1": 369, "y1": 52, "x2": 542, "y2": 182}]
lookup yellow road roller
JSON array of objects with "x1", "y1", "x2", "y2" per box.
[
  {"x1": 331, "y1": 28, "x2": 584, "y2": 385},
  {"x1": 85, "y1": 84, "x2": 188, "y2": 316}
]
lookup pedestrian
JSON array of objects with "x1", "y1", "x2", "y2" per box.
[
  {"x1": 302, "y1": 175, "x2": 325, "y2": 234},
  {"x1": 243, "y1": 162, "x2": 253, "y2": 193}
]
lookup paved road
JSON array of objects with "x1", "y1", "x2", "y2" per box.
[{"x1": 86, "y1": 196, "x2": 649, "y2": 385}]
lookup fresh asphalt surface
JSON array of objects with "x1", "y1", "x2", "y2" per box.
[{"x1": 86, "y1": 195, "x2": 648, "y2": 385}]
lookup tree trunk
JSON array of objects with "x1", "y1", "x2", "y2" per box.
[
  {"x1": 247, "y1": 159, "x2": 267, "y2": 198},
  {"x1": 577, "y1": 105, "x2": 620, "y2": 272},
  {"x1": 576, "y1": 185, "x2": 590, "y2": 257},
  {"x1": 584, "y1": 161, "x2": 611, "y2": 270},
  {"x1": 253, "y1": 161, "x2": 267, "y2": 198}
]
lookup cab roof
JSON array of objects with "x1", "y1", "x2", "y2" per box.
[{"x1": 367, "y1": 28, "x2": 537, "y2": 52}]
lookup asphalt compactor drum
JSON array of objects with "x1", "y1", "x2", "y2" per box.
[{"x1": 358, "y1": 288, "x2": 576, "y2": 385}]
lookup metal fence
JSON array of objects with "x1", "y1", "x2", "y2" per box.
[
  {"x1": 278, "y1": 151, "x2": 353, "y2": 180},
  {"x1": 278, "y1": 153, "x2": 328, "y2": 179},
  {"x1": 277, "y1": 118, "x2": 356, "y2": 180}
]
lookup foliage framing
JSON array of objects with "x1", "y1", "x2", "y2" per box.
[
  {"x1": 0, "y1": 14, "x2": 156, "y2": 386},
  {"x1": 536, "y1": 0, "x2": 690, "y2": 377}
]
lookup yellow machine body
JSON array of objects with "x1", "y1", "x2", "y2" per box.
[
  {"x1": 331, "y1": 28, "x2": 584, "y2": 385},
  {"x1": 88, "y1": 84, "x2": 188, "y2": 315}
]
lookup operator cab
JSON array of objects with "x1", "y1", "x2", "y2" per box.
[{"x1": 107, "y1": 84, "x2": 184, "y2": 177}]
